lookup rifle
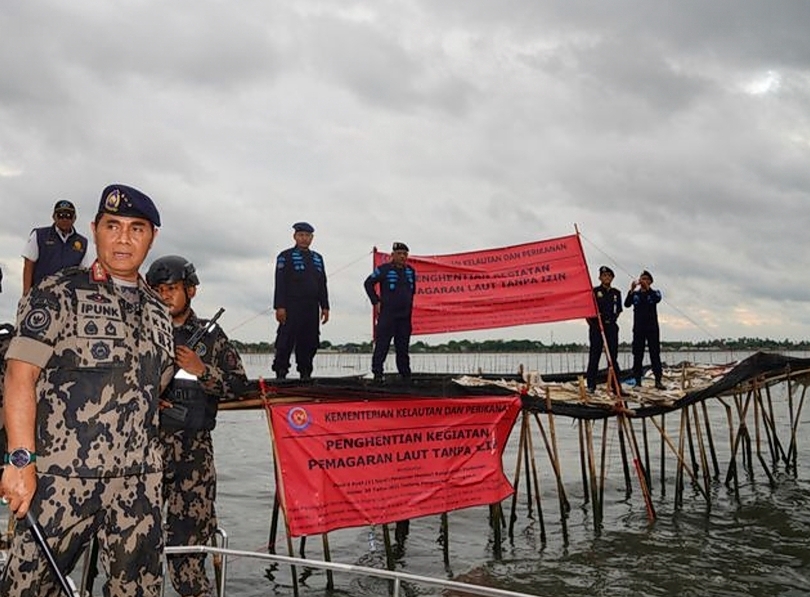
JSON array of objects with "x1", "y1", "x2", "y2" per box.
[
  {"x1": 163, "y1": 307, "x2": 226, "y2": 423},
  {"x1": 186, "y1": 307, "x2": 225, "y2": 350}
]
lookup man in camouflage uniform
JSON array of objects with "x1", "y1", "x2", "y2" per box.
[
  {"x1": 0, "y1": 184, "x2": 174, "y2": 597},
  {"x1": 147, "y1": 255, "x2": 248, "y2": 597}
]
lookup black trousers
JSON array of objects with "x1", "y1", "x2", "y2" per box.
[
  {"x1": 586, "y1": 322, "x2": 619, "y2": 389},
  {"x1": 631, "y1": 326, "x2": 662, "y2": 382},
  {"x1": 273, "y1": 302, "x2": 320, "y2": 376},
  {"x1": 371, "y1": 314, "x2": 412, "y2": 377}
]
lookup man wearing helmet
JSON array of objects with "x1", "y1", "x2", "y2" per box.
[{"x1": 146, "y1": 255, "x2": 248, "y2": 597}]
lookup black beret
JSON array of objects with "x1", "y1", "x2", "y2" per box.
[
  {"x1": 392, "y1": 242, "x2": 409, "y2": 252},
  {"x1": 97, "y1": 184, "x2": 160, "y2": 227},
  {"x1": 598, "y1": 265, "x2": 614, "y2": 276},
  {"x1": 53, "y1": 200, "x2": 76, "y2": 213},
  {"x1": 293, "y1": 221, "x2": 314, "y2": 233},
  {"x1": 640, "y1": 269, "x2": 653, "y2": 282}
]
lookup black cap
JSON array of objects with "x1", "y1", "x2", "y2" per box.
[
  {"x1": 598, "y1": 265, "x2": 614, "y2": 276},
  {"x1": 53, "y1": 200, "x2": 76, "y2": 213},
  {"x1": 97, "y1": 184, "x2": 160, "y2": 227},
  {"x1": 392, "y1": 242, "x2": 409, "y2": 252},
  {"x1": 293, "y1": 222, "x2": 314, "y2": 233},
  {"x1": 640, "y1": 269, "x2": 653, "y2": 282}
]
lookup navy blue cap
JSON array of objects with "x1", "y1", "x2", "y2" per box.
[
  {"x1": 97, "y1": 184, "x2": 160, "y2": 227},
  {"x1": 293, "y1": 221, "x2": 314, "y2": 233},
  {"x1": 599, "y1": 265, "x2": 614, "y2": 276},
  {"x1": 392, "y1": 242, "x2": 409, "y2": 252},
  {"x1": 54, "y1": 200, "x2": 76, "y2": 213},
  {"x1": 640, "y1": 269, "x2": 653, "y2": 282}
]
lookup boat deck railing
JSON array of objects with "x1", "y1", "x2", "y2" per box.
[{"x1": 164, "y1": 543, "x2": 539, "y2": 597}]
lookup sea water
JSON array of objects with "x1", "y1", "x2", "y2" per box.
[{"x1": 201, "y1": 352, "x2": 810, "y2": 597}]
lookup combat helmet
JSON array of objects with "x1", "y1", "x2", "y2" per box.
[{"x1": 146, "y1": 255, "x2": 200, "y2": 288}]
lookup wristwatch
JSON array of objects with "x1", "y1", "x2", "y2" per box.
[{"x1": 3, "y1": 448, "x2": 37, "y2": 469}]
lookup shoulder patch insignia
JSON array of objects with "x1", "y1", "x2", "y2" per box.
[{"x1": 23, "y1": 309, "x2": 51, "y2": 333}]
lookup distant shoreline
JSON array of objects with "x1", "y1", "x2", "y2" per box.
[{"x1": 233, "y1": 339, "x2": 810, "y2": 355}]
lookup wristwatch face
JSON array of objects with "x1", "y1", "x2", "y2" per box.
[{"x1": 8, "y1": 448, "x2": 33, "y2": 468}]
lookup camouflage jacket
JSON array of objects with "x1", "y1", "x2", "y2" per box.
[{"x1": 6, "y1": 262, "x2": 174, "y2": 477}]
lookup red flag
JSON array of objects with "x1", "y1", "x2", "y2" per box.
[
  {"x1": 269, "y1": 396, "x2": 521, "y2": 537},
  {"x1": 373, "y1": 233, "x2": 596, "y2": 335}
]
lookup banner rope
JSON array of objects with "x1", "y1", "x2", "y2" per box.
[{"x1": 578, "y1": 231, "x2": 720, "y2": 343}]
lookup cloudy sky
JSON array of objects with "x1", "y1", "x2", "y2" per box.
[{"x1": 1, "y1": 1, "x2": 808, "y2": 346}]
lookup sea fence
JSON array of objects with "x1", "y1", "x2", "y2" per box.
[{"x1": 241, "y1": 350, "x2": 810, "y2": 379}]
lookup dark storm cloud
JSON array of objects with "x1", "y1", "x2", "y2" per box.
[
  {"x1": 299, "y1": 14, "x2": 479, "y2": 115},
  {"x1": 1, "y1": 0, "x2": 809, "y2": 345}
]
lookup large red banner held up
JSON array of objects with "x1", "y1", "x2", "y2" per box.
[
  {"x1": 373, "y1": 233, "x2": 596, "y2": 335},
  {"x1": 269, "y1": 396, "x2": 521, "y2": 537}
]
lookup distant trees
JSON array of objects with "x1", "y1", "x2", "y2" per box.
[{"x1": 232, "y1": 337, "x2": 810, "y2": 354}]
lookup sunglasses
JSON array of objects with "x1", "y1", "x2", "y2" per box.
[{"x1": 56, "y1": 212, "x2": 75, "y2": 219}]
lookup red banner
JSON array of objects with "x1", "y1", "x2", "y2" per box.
[
  {"x1": 269, "y1": 396, "x2": 521, "y2": 537},
  {"x1": 373, "y1": 234, "x2": 596, "y2": 335}
]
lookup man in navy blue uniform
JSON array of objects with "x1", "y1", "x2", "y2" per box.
[
  {"x1": 585, "y1": 265, "x2": 623, "y2": 393},
  {"x1": 364, "y1": 242, "x2": 417, "y2": 384},
  {"x1": 625, "y1": 269, "x2": 665, "y2": 390},
  {"x1": 272, "y1": 222, "x2": 329, "y2": 380},
  {"x1": 21, "y1": 199, "x2": 92, "y2": 294}
]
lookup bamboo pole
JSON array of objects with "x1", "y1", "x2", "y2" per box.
[
  {"x1": 321, "y1": 534, "x2": 334, "y2": 591},
  {"x1": 787, "y1": 385, "x2": 808, "y2": 472},
  {"x1": 684, "y1": 408, "x2": 699, "y2": 477},
  {"x1": 526, "y1": 414, "x2": 547, "y2": 544},
  {"x1": 440, "y1": 513, "x2": 449, "y2": 566},
  {"x1": 727, "y1": 390, "x2": 754, "y2": 485},
  {"x1": 584, "y1": 420, "x2": 601, "y2": 531},
  {"x1": 382, "y1": 524, "x2": 394, "y2": 572},
  {"x1": 578, "y1": 420, "x2": 590, "y2": 505},
  {"x1": 616, "y1": 413, "x2": 633, "y2": 498},
  {"x1": 491, "y1": 503, "x2": 503, "y2": 559},
  {"x1": 718, "y1": 397, "x2": 740, "y2": 501},
  {"x1": 700, "y1": 401, "x2": 720, "y2": 479},
  {"x1": 532, "y1": 413, "x2": 570, "y2": 542},
  {"x1": 787, "y1": 365, "x2": 795, "y2": 460},
  {"x1": 648, "y1": 416, "x2": 709, "y2": 503},
  {"x1": 753, "y1": 386, "x2": 776, "y2": 487},
  {"x1": 619, "y1": 416, "x2": 656, "y2": 522},
  {"x1": 508, "y1": 412, "x2": 528, "y2": 541},
  {"x1": 659, "y1": 414, "x2": 666, "y2": 497},
  {"x1": 763, "y1": 383, "x2": 788, "y2": 465},
  {"x1": 544, "y1": 388, "x2": 571, "y2": 515},
  {"x1": 674, "y1": 408, "x2": 687, "y2": 510},
  {"x1": 642, "y1": 418, "x2": 652, "y2": 492},
  {"x1": 599, "y1": 418, "x2": 608, "y2": 524},
  {"x1": 690, "y1": 404, "x2": 712, "y2": 508},
  {"x1": 522, "y1": 416, "x2": 534, "y2": 517},
  {"x1": 757, "y1": 389, "x2": 778, "y2": 467}
]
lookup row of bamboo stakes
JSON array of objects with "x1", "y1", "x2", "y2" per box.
[
  {"x1": 257, "y1": 367, "x2": 808, "y2": 595},
  {"x1": 502, "y1": 366, "x2": 808, "y2": 545}
]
